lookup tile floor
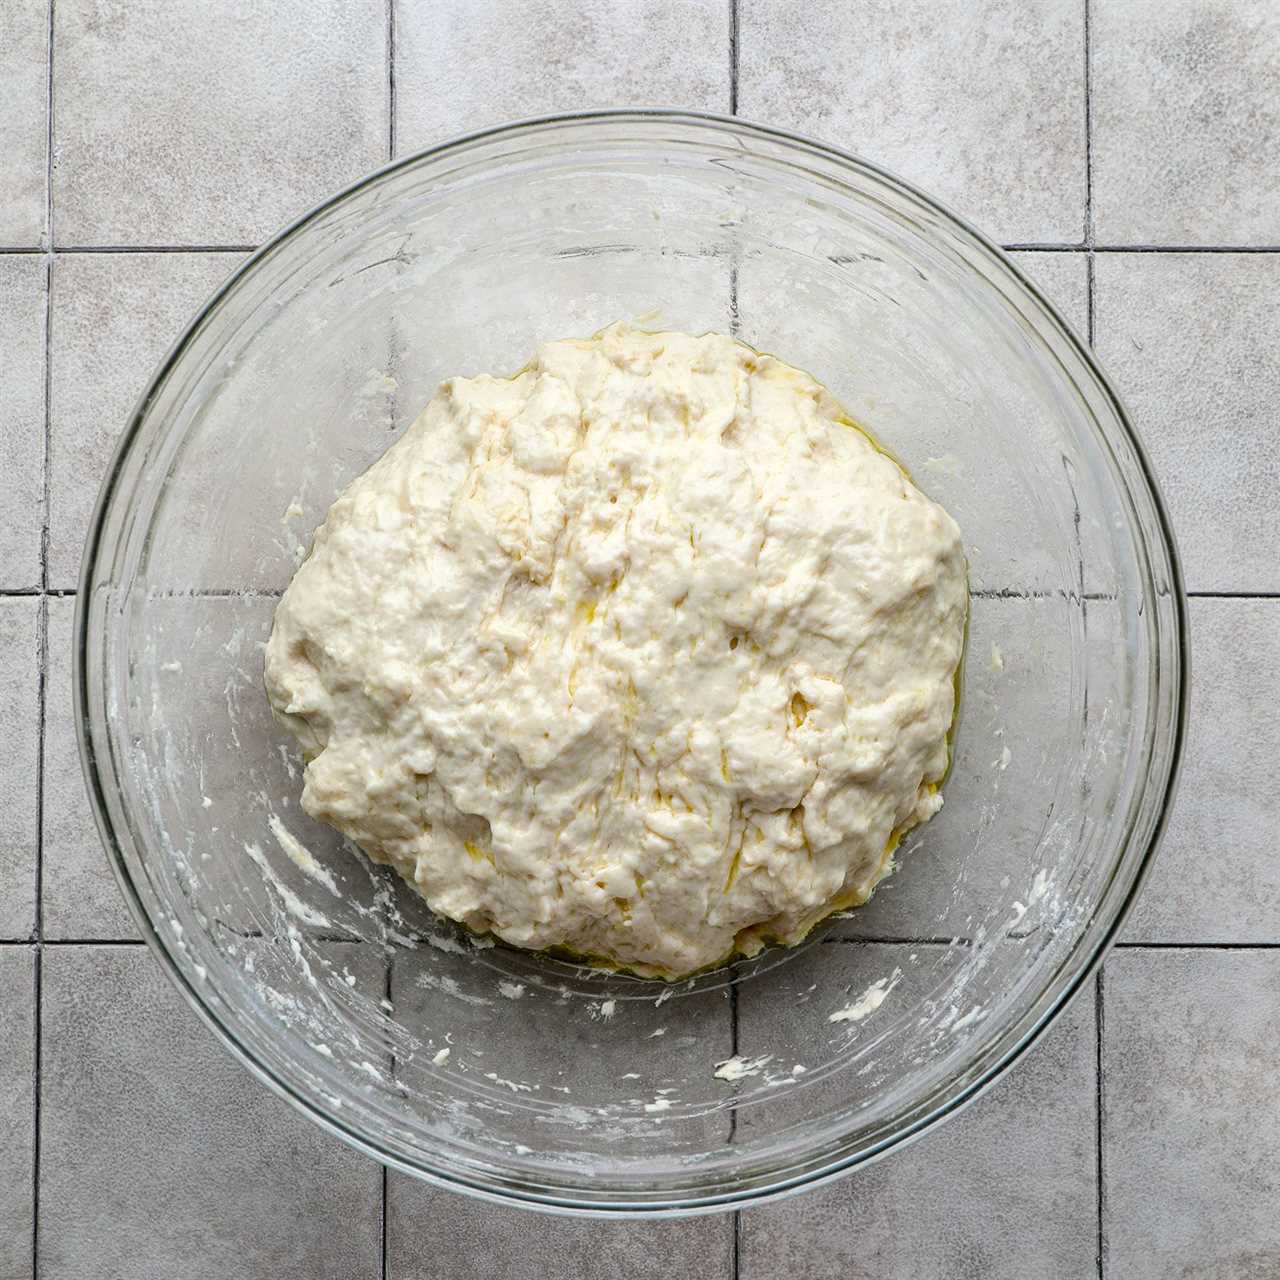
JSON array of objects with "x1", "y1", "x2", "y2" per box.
[{"x1": 0, "y1": 1, "x2": 1276, "y2": 1276}]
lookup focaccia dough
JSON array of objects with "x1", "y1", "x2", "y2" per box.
[{"x1": 264, "y1": 325, "x2": 967, "y2": 977}]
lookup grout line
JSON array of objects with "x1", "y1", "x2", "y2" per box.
[
  {"x1": 1002, "y1": 243, "x2": 1280, "y2": 254},
  {"x1": 44, "y1": 0, "x2": 54, "y2": 253},
  {"x1": 1095, "y1": 966, "x2": 1105, "y2": 1280},
  {"x1": 62, "y1": 244, "x2": 258, "y2": 254},
  {"x1": 30, "y1": 947, "x2": 42, "y2": 1276},
  {"x1": 1082, "y1": 598, "x2": 1091, "y2": 731},
  {"x1": 728, "y1": 0, "x2": 739, "y2": 115},
  {"x1": 137, "y1": 587, "x2": 283, "y2": 598},
  {"x1": 2, "y1": 242, "x2": 1280, "y2": 258},
  {"x1": 970, "y1": 588, "x2": 1116, "y2": 601},
  {"x1": 0, "y1": 939, "x2": 141, "y2": 948},
  {"x1": 1091, "y1": 243, "x2": 1280, "y2": 253},
  {"x1": 34, "y1": 598, "x2": 48, "y2": 939},
  {"x1": 1083, "y1": 0, "x2": 1093, "y2": 249},
  {"x1": 139, "y1": 587, "x2": 282, "y2": 598},
  {"x1": 1068, "y1": 472, "x2": 1085, "y2": 600},
  {"x1": 33, "y1": 2, "x2": 53, "y2": 1260},
  {"x1": 1113, "y1": 941, "x2": 1280, "y2": 950},
  {"x1": 1187, "y1": 590, "x2": 1280, "y2": 600},
  {"x1": 1087, "y1": 252, "x2": 1096, "y2": 347},
  {"x1": 41, "y1": 244, "x2": 257, "y2": 255},
  {"x1": 381, "y1": 1164, "x2": 389, "y2": 1279},
  {"x1": 41, "y1": 34, "x2": 53, "y2": 594},
  {"x1": 386, "y1": 0, "x2": 396, "y2": 161},
  {"x1": 1084, "y1": 0, "x2": 1096, "y2": 354},
  {"x1": 0, "y1": 587, "x2": 289, "y2": 599},
  {"x1": 380, "y1": 959, "x2": 391, "y2": 1280},
  {"x1": 40, "y1": 937, "x2": 146, "y2": 946}
]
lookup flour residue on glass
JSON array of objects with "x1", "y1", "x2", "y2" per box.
[
  {"x1": 268, "y1": 813, "x2": 342, "y2": 896},
  {"x1": 713, "y1": 1054, "x2": 773, "y2": 1083},
  {"x1": 243, "y1": 840, "x2": 332, "y2": 929},
  {"x1": 829, "y1": 969, "x2": 902, "y2": 1024}
]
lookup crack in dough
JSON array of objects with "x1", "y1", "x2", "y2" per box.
[{"x1": 264, "y1": 325, "x2": 967, "y2": 978}]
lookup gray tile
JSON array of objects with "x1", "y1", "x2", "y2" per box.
[
  {"x1": 0, "y1": 947, "x2": 34, "y2": 1280},
  {"x1": 0, "y1": 256, "x2": 46, "y2": 590},
  {"x1": 1126, "y1": 601, "x2": 1280, "y2": 944},
  {"x1": 0, "y1": 0, "x2": 47, "y2": 246},
  {"x1": 393, "y1": 0, "x2": 730, "y2": 155},
  {"x1": 739, "y1": 967, "x2": 1097, "y2": 1280},
  {"x1": 1008, "y1": 249, "x2": 1089, "y2": 338},
  {"x1": 1093, "y1": 252, "x2": 1280, "y2": 593},
  {"x1": 0, "y1": 599, "x2": 40, "y2": 941},
  {"x1": 48, "y1": 251, "x2": 239, "y2": 588},
  {"x1": 42, "y1": 596, "x2": 137, "y2": 939},
  {"x1": 1092, "y1": 0, "x2": 1280, "y2": 245},
  {"x1": 387, "y1": 1175, "x2": 733, "y2": 1280},
  {"x1": 53, "y1": 0, "x2": 387, "y2": 246},
  {"x1": 738, "y1": 0, "x2": 1086, "y2": 245},
  {"x1": 1104, "y1": 949, "x2": 1280, "y2": 1279},
  {"x1": 39, "y1": 943, "x2": 382, "y2": 1280}
]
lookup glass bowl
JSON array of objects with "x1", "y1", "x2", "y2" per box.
[{"x1": 76, "y1": 111, "x2": 1187, "y2": 1215}]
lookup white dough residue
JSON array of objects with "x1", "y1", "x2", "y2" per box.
[
  {"x1": 713, "y1": 1053, "x2": 774, "y2": 1083},
  {"x1": 243, "y1": 840, "x2": 331, "y2": 929},
  {"x1": 264, "y1": 325, "x2": 967, "y2": 978},
  {"x1": 268, "y1": 813, "x2": 341, "y2": 895},
  {"x1": 828, "y1": 969, "x2": 902, "y2": 1024}
]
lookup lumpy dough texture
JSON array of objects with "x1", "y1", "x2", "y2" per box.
[{"x1": 264, "y1": 325, "x2": 967, "y2": 978}]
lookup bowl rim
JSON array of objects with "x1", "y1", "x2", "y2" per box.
[{"x1": 74, "y1": 106, "x2": 1190, "y2": 1216}]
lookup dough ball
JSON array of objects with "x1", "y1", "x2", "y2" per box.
[{"x1": 264, "y1": 325, "x2": 967, "y2": 978}]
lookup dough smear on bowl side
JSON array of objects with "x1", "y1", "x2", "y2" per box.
[{"x1": 263, "y1": 323, "x2": 968, "y2": 980}]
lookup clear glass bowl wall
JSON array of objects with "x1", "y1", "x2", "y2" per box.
[{"x1": 78, "y1": 113, "x2": 1185, "y2": 1214}]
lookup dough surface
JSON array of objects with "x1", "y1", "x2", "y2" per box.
[{"x1": 264, "y1": 325, "x2": 967, "y2": 977}]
